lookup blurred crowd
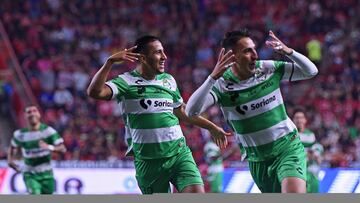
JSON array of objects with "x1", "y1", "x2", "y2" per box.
[{"x1": 0, "y1": 0, "x2": 359, "y2": 168}]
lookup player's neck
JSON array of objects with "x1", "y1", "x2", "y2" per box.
[
  {"x1": 28, "y1": 122, "x2": 41, "y2": 131},
  {"x1": 231, "y1": 66, "x2": 253, "y2": 81},
  {"x1": 137, "y1": 66, "x2": 156, "y2": 80}
]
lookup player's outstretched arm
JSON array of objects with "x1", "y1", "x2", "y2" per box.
[
  {"x1": 185, "y1": 48, "x2": 234, "y2": 117},
  {"x1": 175, "y1": 104, "x2": 230, "y2": 149},
  {"x1": 7, "y1": 146, "x2": 21, "y2": 173},
  {"x1": 39, "y1": 140, "x2": 67, "y2": 154},
  {"x1": 87, "y1": 46, "x2": 140, "y2": 100},
  {"x1": 265, "y1": 30, "x2": 318, "y2": 80}
]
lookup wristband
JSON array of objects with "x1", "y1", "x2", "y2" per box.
[{"x1": 48, "y1": 145, "x2": 55, "y2": 151}]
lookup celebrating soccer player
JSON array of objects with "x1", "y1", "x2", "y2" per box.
[
  {"x1": 185, "y1": 29, "x2": 318, "y2": 193},
  {"x1": 87, "y1": 35, "x2": 229, "y2": 194}
]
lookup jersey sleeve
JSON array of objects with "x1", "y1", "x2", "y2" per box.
[
  {"x1": 257, "y1": 60, "x2": 286, "y2": 80},
  {"x1": 167, "y1": 74, "x2": 184, "y2": 108},
  {"x1": 281, "y1": 62, "x2": 318, "y2": 82},
  {"x1": 105, "y1": 76, "x2": 129, "y2": 101},
  {"x1": 211, "y1": 87, "x2": 219, "y2": 101},
  {"x1": 11, "y1": 131, "x2": 21, "y2": 147},
  {"x1": 173, "y1": 87, "x2": 184, "y2": 108},
  {"x1": 47, "y1": 127, "x2": 64, "y2": 146},
  {"x1": 260, "y1": 60, "x2": 311, "y2": 82}
]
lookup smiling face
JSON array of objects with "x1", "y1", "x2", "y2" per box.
[
  {"x1": 141, "y1": 40, "x2": 167, "y2": 75},
  {"x1": 232, "y1": 37, "x2": 258, "y2": 79}
]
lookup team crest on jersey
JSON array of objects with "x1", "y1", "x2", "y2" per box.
[
  {"x1": 254, "y1": 68, "x2": 267, "y2": 81},
  {"x1": 162, "y1": 79, "x2": 172, "y2": 89}
]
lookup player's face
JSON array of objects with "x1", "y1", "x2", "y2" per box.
[
  {"x1": 293, "y1": 112, "x2": 307, "y2": 130},
  {"x1": 233, "y1": 37, "x2": 258, "y2": 78},
  {"x1": 142, "y1": 40, "x2": 167, "y2": 74},
  {"x1": 25, "y1": 106, "x2": 41, "y2": 126}
]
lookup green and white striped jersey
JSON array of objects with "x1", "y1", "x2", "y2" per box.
[
  {"x1": 106, "y1": 70, "x2": 185, "y2": 159},
  {"x1": 211, "y1": 60, "x2": 298, "y2": 161},
  {"x1": 118, "y1": 101, "x2": 133, "y2": 156},
  {"x1": 299, "y1": 129, "x2": 324, "y2": 157},
  {"x1": 299, "y1": 129, "x2": 316, "y2": 148},
  {"x1": 204, "y1": 141, "x2": 224, "y2": 174},
  {"x1": 299, "y1": 129, "x2": 323, "y2": 176},
  {"x1": 11, "y1": 123, "x2": 63, "y2": 173}
]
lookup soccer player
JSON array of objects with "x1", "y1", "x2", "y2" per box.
[
  {"x1": 204, "y1": 138, "x2": 237, "y2": 193},
  {"x1": 7, "y1": 105, "x2": 66, "y2": 194},
  {"x1": 293, "y1": 107, "x2": 323, "y2": 193},
  {"x1": 204, "y1": 139, "x2": 223, "y2": 193},
  {"x1": 87, "y1": 35, "x2": 229, "y2": 194},
  {"x1": 185, "y1": 29, "x2": 318, "y2": 193}
]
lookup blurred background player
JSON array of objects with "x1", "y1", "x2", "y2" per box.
[
  {"x1": 204, "y1": 137, "x2": 223, "y2": 193},
  {"x1": 203, "y1": 133, "x2": 238, "y2": 193},
  {"x1": 293, "y1": 107, "x2": 324, "y2": 193},
  {"x1": 186, "y1": 29, "x2": 318, "y2": 193},
  {"x1": 87, "y1": 35, "x2": 229, "y2": 194},
  {"x1": 7, "y1": 105, "x2": 66, "y2": 194}
]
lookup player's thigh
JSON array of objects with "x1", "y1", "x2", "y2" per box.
[
  {"x1": 23, "y1": 173, "x2": 42, "y2": 195},
  {"x1": 249, "y1": 160, "x2": 281, "y2": 193},
  {"x1": 170, "y1": 150, "x2": 204, "y2": 193},
  {"x1": 277, "y1": 141, "x2": 307, "y2": 182},
  {"x1": 134, "y1": 158, "x2": 171, "y2": 194},
  {"x1": 40, "y1": 178, "x2": 55, "y2": 194},
  {"x1": 281, "y1": 177, "x2": 306, "y2": 193},
  {"x1": 277, "y1": 140, "x2": 307, "y2": 193}
]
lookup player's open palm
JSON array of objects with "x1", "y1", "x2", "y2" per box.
[
  {"x1": 210, "y1": 48, "x2": 235, "y2": 80},
  {"x1": 209, "y1": 126, "x2": 231, "y2": 149},
  {"x1": 265, "y1": 30, "x2": 293, "y2": 55},
  {"x1": 107, "y1": 46, "x2": 140, "y2": 63}
]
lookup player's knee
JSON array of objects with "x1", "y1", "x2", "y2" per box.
[
  {"x1": 281, "y1": 177, "x2": 306, "y2": 193},
  {"x1": 181, "y1": 184, "x2": 205, "y2": 193}
]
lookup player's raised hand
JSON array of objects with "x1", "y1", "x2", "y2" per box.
[
  {"x1": 209, "y1": 126, "x2": 231, "y2": 149},
  {"x1": 210, "y1": 48, "x2": 235, "y2": 80},
  {"x1": 107, "y1": 46, "x2": 140, "y2": 64},
  {"x1": 265, "y1": 30, "x2": 293, "y2": 55}
]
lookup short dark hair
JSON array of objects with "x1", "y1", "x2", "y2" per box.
[
  {"x1": 292, "y1": 106, "x2": 307, "y2": 118},
  {"x1": 133, "y1": 35, "x2": 160, "y2": 54},
  {"x1": 24, "y1": 104, "x2": 40, "y2": 112},
  {"x1": 221, "y1": 29, "x2": 251, "y2": 51}
]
